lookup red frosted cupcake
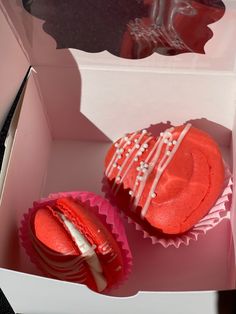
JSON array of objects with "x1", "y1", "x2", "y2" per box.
[
  {"x1": 20, "y1": 191, "x2": 132, "y2": 293},
  {"x1": 103, "y1": 123, "x2": 232, "y2": 246}
]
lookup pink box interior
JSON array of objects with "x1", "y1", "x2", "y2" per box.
[
  {"x1": 0, "y1": 66, "x2": 235, "y2": 295},
  {"x1": 0, "y1": 1, "x2": 236, "y2": 312}
]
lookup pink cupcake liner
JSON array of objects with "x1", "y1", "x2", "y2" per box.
[
  {"x1": 19, "y1": 191, "x2": 132, "y2": 293},
  {"x1": 102, "y1": 165, "x2": 233, "y2": 248}
]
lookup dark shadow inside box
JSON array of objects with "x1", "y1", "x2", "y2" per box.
[
  {"x1": 0, "y1": 289, "x2": 15, "y2": 314},
  {"x1": 21, "y1": 0, "x2": 225, "y2": 59}
]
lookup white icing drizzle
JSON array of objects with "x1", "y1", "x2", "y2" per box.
[
  {"x1": 112, "y1": 132, "x2": 152, "y2": 194},
  {"x1": 140, "y1": 123, "x2": 192, "y2": 218},
  {"x1": 59, "y1": 214, "x2": 107, "y2": 292},
  {"x1": 114, "y1": 136, "x2": 153, "y2": 195},
  {"x1": 131, "y1": 131, "x2": 170, "y2": 210},
  {"x1": 105, "y1": 138, "x2": 124, "y2": 177},
  {"x1": 105, "y1": 132, "x2": 137, "y2": 177},
  {"x1": 128, "y1": 17, "x2": 189, "y2": 55}
]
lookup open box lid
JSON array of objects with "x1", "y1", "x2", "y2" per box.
[
  {"x1": 0, "y1": 0, "x2": 236, "y2": 71},
  {"x1": 1, "y1": 0, "x2": 236, "y2": 131},
  {"x1": 1, "y1": 0, "x2": 236, "y2": 135}
]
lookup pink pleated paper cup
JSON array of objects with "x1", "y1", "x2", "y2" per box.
[
  {"x1": 102, "y1": 165, "x2": 233, "y2": 248},
  {"x1": 20, "y1": 191, "x2": 132, "y2": 293}
]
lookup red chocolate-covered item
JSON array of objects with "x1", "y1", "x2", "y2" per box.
[
  {"x1": 120, "y1": 0, "x2": 225, "y2": 59},
  {"x1": 104, "y1": 124, "x2": 225, "y2": 235},
  {"x1": 20, "y1": 193, "x2": 132, "y2": 293}
]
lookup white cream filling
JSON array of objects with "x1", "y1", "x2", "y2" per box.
[{"x1": 59, "y1": 213, "x2": 107, "y2": 292}]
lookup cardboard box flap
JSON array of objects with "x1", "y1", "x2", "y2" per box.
[
  {"x1": 1, "y1": 0, "x2": 236, "y2": 71},
  {"x1": 0, "y1": 67, "x2": 30, "y2": 203},
  {"x1": 0, "y1": 1, "x2": 30, "y2": 128}
]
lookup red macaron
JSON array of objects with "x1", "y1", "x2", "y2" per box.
[{"x1": 20, "y1": 192, "x2": 132, "y2": 293}]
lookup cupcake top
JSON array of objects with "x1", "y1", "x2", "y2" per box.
[{"x1": 104, "y1": 124, "x2": 225, "y2": 234}]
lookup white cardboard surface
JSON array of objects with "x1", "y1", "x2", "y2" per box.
[
  {"x1": 80, "y1": 67, "x2": 236, "y2": 141},
  {"x1": 1, "y1": 269, "x2": 217, "y2": 314}
]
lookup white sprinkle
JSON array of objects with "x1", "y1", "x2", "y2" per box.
[
  {"x1": 151, "y1": 192, "x2": 157, "y2": 198},
  {"x1": 166, "y1": 132, "x2": 172, "y2": 137},
  {"x1": 143, "y1": 143, "x2": 149, "y2": 149},
  {"x1": 127, "y1": 141, "x2": 131, "y2": 145},
  {"x1": 116, "y1": 176, "x2": 121, "y2": 182},
  {"x1": 118, "y1": 155, "x2": 122, "y2": 159},
  {"x1": 97, "y1": 229, "x2": 101, "y2": 233},
  {"x1": 134, "y1": 157, "x2": 139, "y2": 161},
  {"x1": 113, "y1": 163, "x2": 117, "y2": 168},
  {"x1": 126, "y1": 153, "x2": 130, "y2": 157},
  {"x1": 144, "y1": 163, "x2": 149, "y2": 169},
  {"x1": 134, "y1": 139, "x2": 138, "y2": 143},
  {"x1": 164, "y1": 139, "x2": 168, "y2": 144},
  {"x1": 141, "y1": 147, "x2": 145, "y2": 152},
  {"x1": 135, "y1": 182, "x2": 139, "y2": 186},
  {"x1": 135, "y1": 144, "x2": 140, "y2": 149},
  {"x1": 117, "y1": 165, "x2": 121, "y2": 170},
  {"x1": 137, "y1": 167, "x2": 141, "y2": 171},
  {"x1": 168, "y1": 142, "x2": 173, "y2": 146},
  {"x1": 160, "y1": 132, "x2": 164, "y2": 137},
  {"x1": 124, "y1": 136, "x2": 129, "y2": 141},
  {"x1": 128, "y1": 148, "x2": 132, "y2": 152},
  {"x1": 115, "y1": 143, "x2": 119, "y2": 148},
  {"x1": 129, "y1": 190, "x2": 133, "y2": 196},
  {"x1": 137, "y1": 176, "x2": 143, "y2": 181},
  {"x1": 119, "y1": 148, "x2": 124, "y2": 153},
  {"x1": 137, "y1": 151, "x2": 143, "y2": 156},
  {"x1": 173, "y1": 140, "x2": 177, "y2": 145},
  {"x1": 142, "y1": 129, "x2": 148, "y2": 134},
  {"x1": 166, "y1": 151, "x2": 171, "y2": 156},
  {"x1": 140, "y1": 161, "x2": 144, "y2": 165},
  {"x1": 142, "y1": 168, "x2": 147, "y2": 173}
]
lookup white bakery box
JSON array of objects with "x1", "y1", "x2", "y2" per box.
[{"x1": 0, "y1": 0, "x2": 236, "y2": 313}]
